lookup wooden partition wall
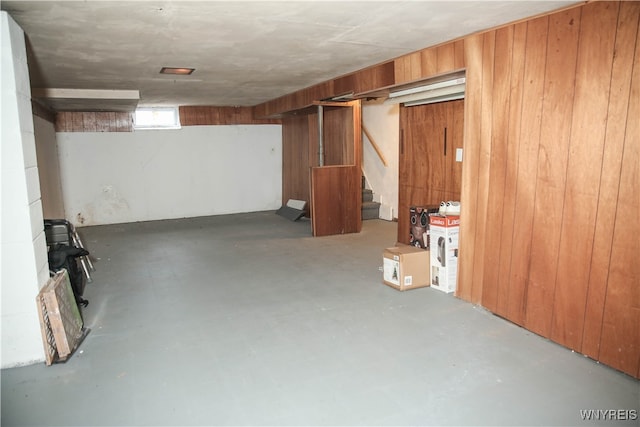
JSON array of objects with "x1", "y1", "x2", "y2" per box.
[
  {"x1": 457, "y1": 1, "x2": 639, "y2": 378},
  {"x1": 281, "y1": 107, "x2": 354, "y2": 212},
  {"x1": 263, "y1": 1, "x2": 639, "y2": 378},
  {"x1": 282, "y1": 114, "x2": 312, "y2": 213},
  {"x1": 310, "y1": 165, "x2": 361, "y2": 236},
  {"x1": 281, "y1": 101, "x2": 362, "y2": 236}
]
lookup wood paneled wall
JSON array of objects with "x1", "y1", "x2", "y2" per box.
[
  {"x1": 323, "y1": 106, "x2": 355, "y2": 166},
  {"x1": 394, "y1": 40, "x2": 465, "y2": 84},
  {"x1": 282, "y1": 114, "x2": 312, "y2": 211},
  {"x1": 596, "y1": 2, "x2": 639, "y2": 378},
  {"x1": 54, "y1": 106, "x2": 280, "y2": 132},
  {"x1": 179, "y1": 106, "x2": 281, "y2": 125},
  {"x1": 272, "y1": 0, "x2": 638, "y2": 378},
  {"x1": 55, "y1": 112, "x2": 133, "y2": 132},
  {"x1": 255, "y1": 39, "x2": 464, "y2": 120},
  {"x1": 334, "y1": 61, "x2": 395, "y2": 96},
  {"x1": 254, "y1": 62, "x2": 394, "y2": 118},
  {"x1": 456, "y1": 1, "x2": 639, "y2": 378},
  {"x1": 255, "y1": 81, "x2": 335, "y2": 119},
  {"x1": 281, "y1": 105, "x2": 358, "y2": 213}
]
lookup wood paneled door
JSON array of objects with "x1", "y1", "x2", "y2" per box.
[
  {"x1": 310, "y1": 101, "x2": 362, "y2": 237},
  {"x1": 397, "y1": 99, "x2": 464, "y2": 244}
]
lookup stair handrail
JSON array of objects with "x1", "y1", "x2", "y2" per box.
[{"x1": 362, "y1": 125, "x2": 388, "y2": 167}]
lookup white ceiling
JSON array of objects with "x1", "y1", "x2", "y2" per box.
[{"x1": 2, "y1": 0, "x2": 581, "y2": 112}]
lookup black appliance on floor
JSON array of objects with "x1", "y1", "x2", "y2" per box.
[{"x1": 44, "y1": 219, "x2": 91, "y2": 308}]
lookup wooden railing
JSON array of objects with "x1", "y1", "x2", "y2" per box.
[{"x1": 362, "y1": 125, "x2": 388, "y2": 167}]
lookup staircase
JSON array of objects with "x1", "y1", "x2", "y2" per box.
[{"x1": 361, "y1": 177, "x2": 381, "y2": 220}]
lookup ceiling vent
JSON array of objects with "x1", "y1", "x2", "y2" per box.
[{"x1": 385, "y1": 75, "x2": 465, "y2": 107}]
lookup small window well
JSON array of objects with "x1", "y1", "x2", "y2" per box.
[{"x1": 134, "y1": 107, "x2": 181, "y2": 130}]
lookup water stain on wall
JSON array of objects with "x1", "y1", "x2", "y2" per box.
[{"x1": 78, "y1": 185, "x2": 130, "y2": 226}]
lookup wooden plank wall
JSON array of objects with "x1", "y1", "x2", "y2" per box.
[
  {"x1": 334, "y1": 61, "x2": 395, "y2": 96},
  {"x1": 254, "y1": 62, "x2": 394, "y2": 118},
  {"x1": 55, "y1": 112, "x2": 133, "y2": 132},
  {"x1": 281, "y1": 105, "x2": 358, "y2": 210},
  {"x1": 597, "y1": 2, "x2": 640, "y2": 377},
  {"x1": 256, "y1": 0, "x2": 639, "y2": 377},
  {"x1": 179, "y1": 106, "x2": 281, "y2": 125},
  {"x1": 551, "y1": 2, "x2": 617, "y2": 352},
  {"x1": 281, "y1": 114, "x2": 312, "y2": 209},
  {"x1": 323, "y1": 106, "x2": 355, "y2": 166},
  {"x1": 394, "y1": 40, "x2": 465, "y2": 84},
  {"x1": 54, "y1": 106, "x2": 280, "y2": 132},
  {"x1": 456, "y1": 1, "x2": 639, "y2": 377}
]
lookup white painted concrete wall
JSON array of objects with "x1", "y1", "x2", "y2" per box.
[
  {"x1": 362, "y1": 99, "x2": 400, "y2": 221},
  {"x1": 34, "y1": 115, "x2": 65, "y2": 218},
  {"x1": 56, "y1": 125, "x2": 282, "y2": 226},
  {"x1": 1, "y1": 12, "x2": 49, "y2": 368}
]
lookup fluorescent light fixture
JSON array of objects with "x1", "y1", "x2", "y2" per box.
[
  {"x1": 403, "y1": 92, "x2": 465, "y2": 107},
  {"x1": 388, "y1": 77, "x2": 465, "y2": 99},
  {"x1": 160, "y1": 67, "x2": 195, "y2": 75},
  {"x1": 386, "y1": 77, "x2": 466, "y2": 106}
]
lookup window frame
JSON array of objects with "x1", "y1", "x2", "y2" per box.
[{"x1": 133, "y1": 107, "x2": 181, "y2": 130}]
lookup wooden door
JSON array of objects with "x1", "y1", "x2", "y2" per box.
[
  {"x1": 398, "y1": 100, "x2": 464, "y2": 243},
  {"x1": 310, "y1": 100, "x2": 362, "y2": 237},
  {"x1": 310, "y1": 165, "x2": 360, "y2": 236}
]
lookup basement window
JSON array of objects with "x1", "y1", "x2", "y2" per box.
[{"x1": 134, "y1": 107, "x2": 181, "y2": 130}]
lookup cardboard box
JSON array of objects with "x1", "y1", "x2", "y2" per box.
[
  {"x1": 429, "y1": 215, "x2": 460, "y2": 293},
  {"x1": 383, "y1": 245, "x2": 430, "y2": 291}
]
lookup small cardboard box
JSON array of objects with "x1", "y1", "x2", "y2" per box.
[
  {"x1": 383, "y1": 245, "x2": 430, "y2": 291},
  {"x1": 429, "y1": 215, "x2": 460, "y2": 293}
]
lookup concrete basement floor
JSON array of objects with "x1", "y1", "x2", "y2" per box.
[{"x1": 2, "y1": 211, "x2": 638, "y2": 426}]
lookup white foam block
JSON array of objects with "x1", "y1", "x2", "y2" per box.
[{"x1": 286, "y1": 199, "x2": 307, "y2": 210}]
